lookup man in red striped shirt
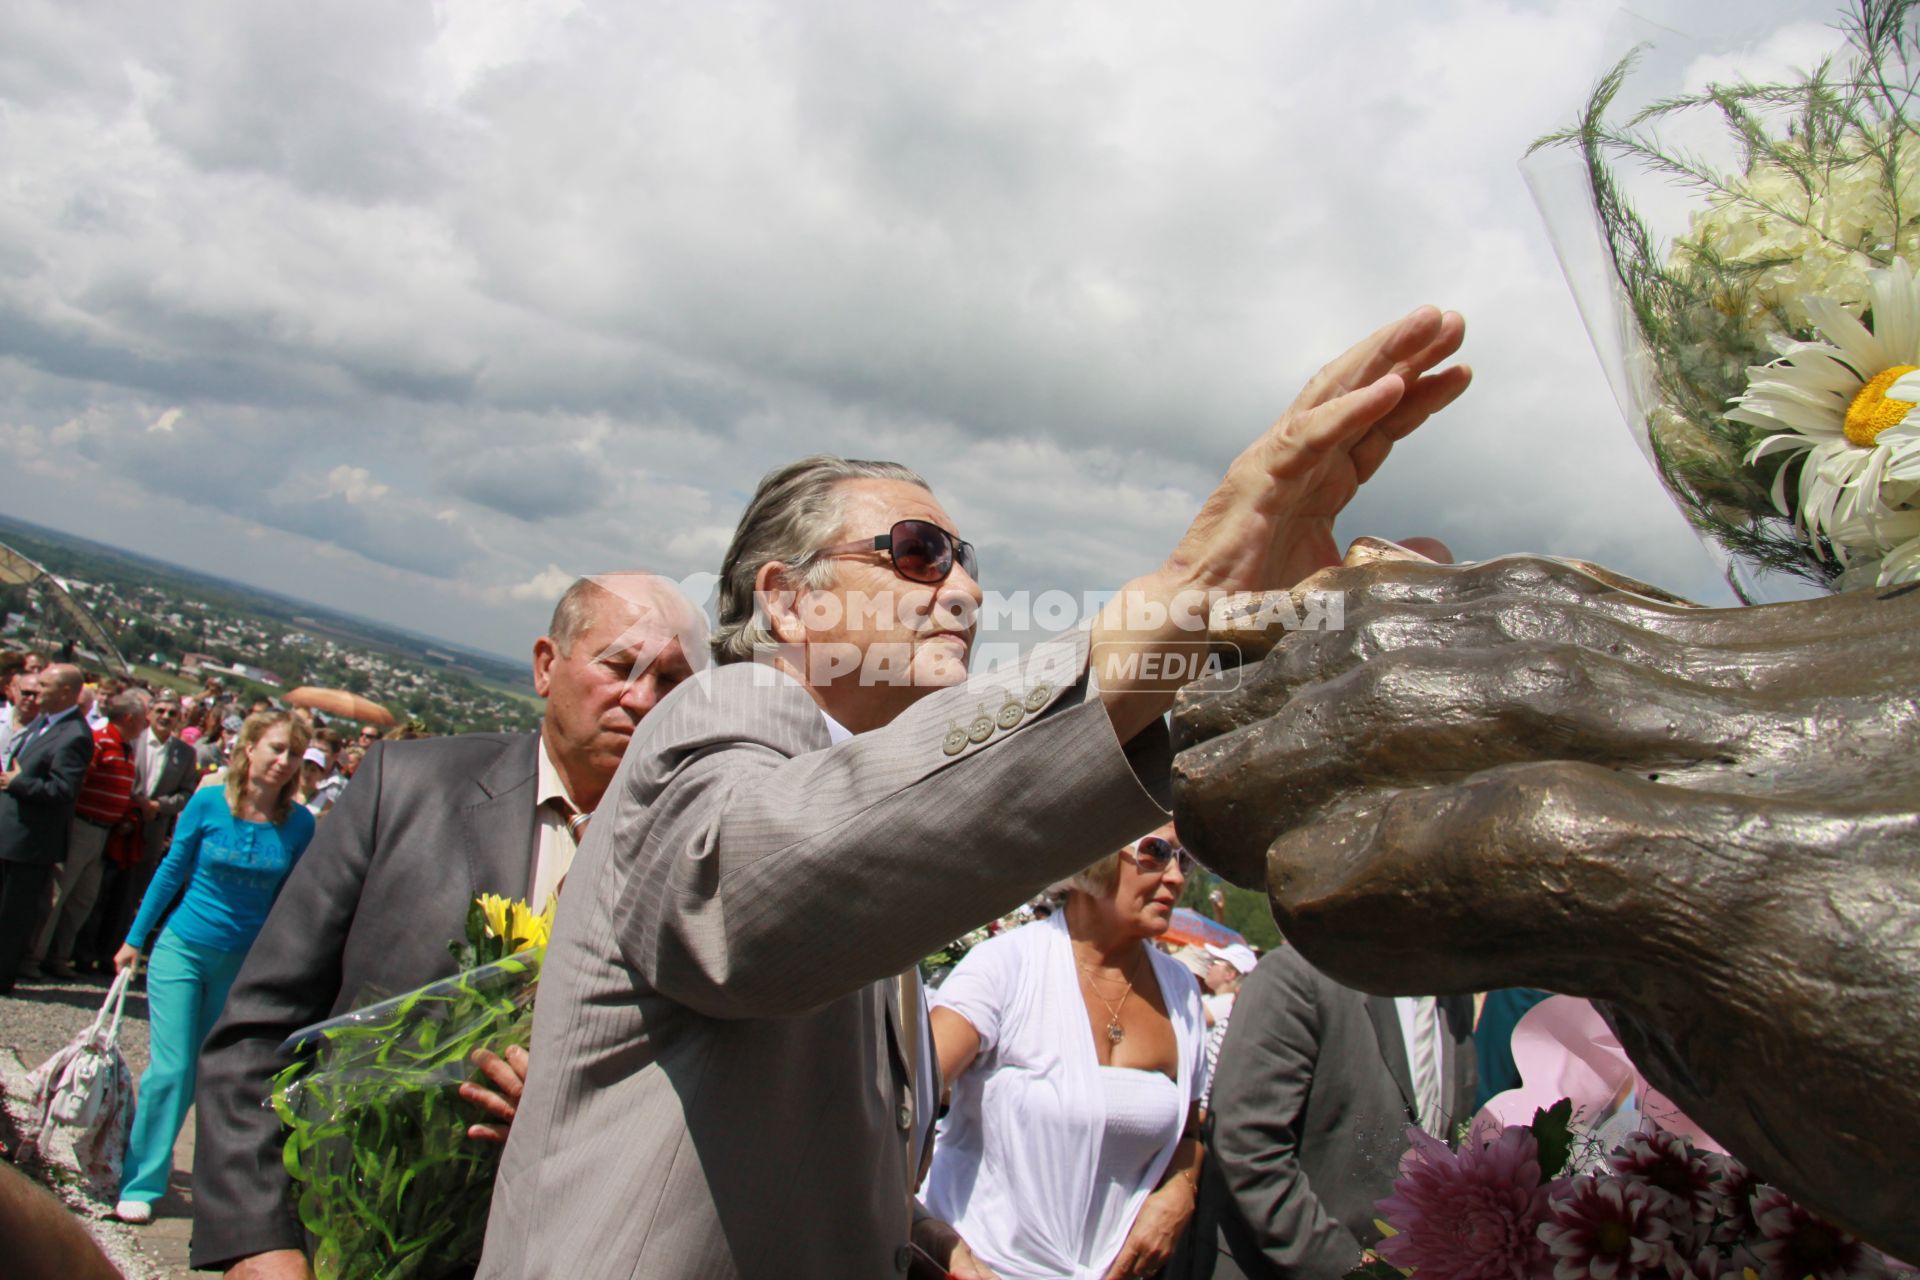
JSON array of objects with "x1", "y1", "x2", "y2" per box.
[{"x1": 30, "y1": 687, "x2": 149, "y2": 980}]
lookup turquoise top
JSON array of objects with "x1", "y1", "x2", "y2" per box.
[{"x1": 126, "y1": 786, "x2": 316, "y2": 953}]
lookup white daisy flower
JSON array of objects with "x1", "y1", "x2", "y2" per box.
[
  {"x1": 1729, "y1": 258, "x2": 1920, "y2": 583},
  {"x1": 1879, "y1": 530, "x2": 1920, "y2": 584},
  {"x1": 1831, "y1": 508, "x2": 1920, "y2": 588}
]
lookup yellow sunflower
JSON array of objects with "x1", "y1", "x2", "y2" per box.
[
  {"x1": 476, "y1": 893, "x2": 513, "y2": 942},
  {"x1": 507, "y1": 897, "x2": 556, "y2": 953}
]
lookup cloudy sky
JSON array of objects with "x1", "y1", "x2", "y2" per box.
[{"x1": 0, "y1": 0, "x2": 1836, "y2": 661}]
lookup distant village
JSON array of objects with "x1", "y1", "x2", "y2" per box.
[{"x1": 2, "y1": 576, "x2": 539, "y2": 737}]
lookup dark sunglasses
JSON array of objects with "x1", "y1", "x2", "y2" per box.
[
  {"x1": 806, "y1": 518, "x2": 979, "y2": 586},
  {"x1": 1124, "y1": 835, "x2": 1192, "y2": 877}
]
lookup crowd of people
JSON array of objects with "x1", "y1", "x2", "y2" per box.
[
  {"x1": 0, "y1": 651, "x2": 424, "y2": 996},
  {"x1": 0, "y1": 306, "x2": 1487, "y2": 1278}
]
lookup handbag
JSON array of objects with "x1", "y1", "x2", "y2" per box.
[{"x1": 16, "y1": 968, "x2": 138, "y2": 1198}]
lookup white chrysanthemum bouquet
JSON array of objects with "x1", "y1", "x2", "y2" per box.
[{"x1": 1532, "y1": 0, "x2": 1920, "y2": 596}]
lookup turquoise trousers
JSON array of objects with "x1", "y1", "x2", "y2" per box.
[{"x1": 119, "y1": 928, "x2": 247, "y2": 1205}]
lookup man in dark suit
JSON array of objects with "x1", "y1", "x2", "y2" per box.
[
  {"x1": 0, "y1": 664, "x2": 96, "y2": 993},
  {"x1": 1183, "y1": 946, "x2": 1476, "y2": 1280},
  {"x1": 192, "y1": 575, "x2": 703, "y2": 1280}
]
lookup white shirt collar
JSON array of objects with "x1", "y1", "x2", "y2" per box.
[
  {"x1": 819, "y1": 709, "x2": 854, "y2": 745},
  {"x1": 535, "y1": 736, "x2": 581, "y2": 812}
]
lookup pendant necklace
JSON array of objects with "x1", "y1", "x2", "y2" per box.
[{"x1": 1079, "y1": 954, "x2": 1138, "y2": 1046}]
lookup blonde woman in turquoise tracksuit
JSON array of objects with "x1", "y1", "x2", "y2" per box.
[{"x1": 112, "y1": 710, "x2": 315, "y2": 1224}]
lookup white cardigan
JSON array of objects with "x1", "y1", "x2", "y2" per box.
[{"x1": 921, "y1": 914, "x2": 1208, "y2": 1279}]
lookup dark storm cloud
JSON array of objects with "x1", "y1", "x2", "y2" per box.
[{"x1": 442, "y1": 445, "x2": 612, "y2": 523}]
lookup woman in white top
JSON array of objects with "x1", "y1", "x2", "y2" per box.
[{"x1": 922, "y1": 823, "x2": 1208, "y2": 1280}]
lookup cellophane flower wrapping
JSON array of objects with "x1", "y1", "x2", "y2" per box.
[
  {"x1": 1523, "y1": 2, "x2": 1920, "y2": 601},
  {"x1": 270, "y1": 896, "x2": 550, "y2": 1280}
]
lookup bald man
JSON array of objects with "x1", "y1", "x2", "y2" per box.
[
  {"x1": 0, "y1": 664, "x2": 96, "y2": 992},
  {"x1": 193, "y1": 575, "x2": 705, "y2": 1280}
]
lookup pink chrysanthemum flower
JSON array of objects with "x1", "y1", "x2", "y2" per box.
[
  {"x1": 1375, "y1": 1125, "x2": 1554, "y2": 1280},
  {"x1": 1749, "y1": 1187, "x2": 1890, "y2": 1280},
  {"x1": 1703, "y1": 1152, "x2": 1762, "y2": 1245},
  {"x1": 1538, "y1": 1175, "x2": 1674, "y2": 1280},
  {"x1": 1662, "y1": 1240, "x2": 1748, "y2": 1280},
  {"x1": 1610, "y1": 1125, "x2": 1718, "y2": 1240}
]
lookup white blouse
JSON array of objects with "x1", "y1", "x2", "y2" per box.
[{"x1": 921, "y1": 915, "x2": 1208, "y2": 1280}]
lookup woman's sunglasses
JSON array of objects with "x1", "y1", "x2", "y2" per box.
[
  {"x1": 1123, "y1": 835, "x2": 1192, "y2": 877},
  {"x1": 804, "y1": 518, "x2": 979, "y2": 586}
]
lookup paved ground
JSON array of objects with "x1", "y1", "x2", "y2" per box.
[{"x1": 1, "y1": 967, "x2": 199, "y2": 1278}]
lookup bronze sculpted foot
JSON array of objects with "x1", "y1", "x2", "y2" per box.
[{"x1": 1170, "y1": 544, "x2": 1920, "y2": 1258}]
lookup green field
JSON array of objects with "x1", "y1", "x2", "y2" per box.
[
  {"x1": 130, "y1": 663, "x2": 199, "y2": 695},
  {"x1": 475, "y1": 676, "x2": 544, "y2": 714}
]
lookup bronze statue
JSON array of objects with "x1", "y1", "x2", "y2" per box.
[{"x1": 1170, "y1": 544, "x2": 1920, "y2": 1258}]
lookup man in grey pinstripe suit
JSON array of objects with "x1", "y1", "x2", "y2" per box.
[{"x1": 478, "y1": 306, "x2": 1470, "y2": 1280}]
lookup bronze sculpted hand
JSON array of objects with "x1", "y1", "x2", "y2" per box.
[{"x1": 1170, "y1": 546, "x2": 1920, "y2": 1259}]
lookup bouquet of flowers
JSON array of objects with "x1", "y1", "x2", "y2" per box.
[
  {"x1": 1530, "y1": 0, "x2": 1920, "y2": 598},
  {"x1": 270, "y1": 894, "x2": 554, "y2": 1280},
  {"x1": 1349, "y1": 1103, "x2": 1915, "y2": 1280}
]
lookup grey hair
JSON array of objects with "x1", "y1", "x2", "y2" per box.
[
  {"x1": 104, "y1": 687, "x2": 152, "y2": 724},
  {"x1": 712, "y1": 455, "x2": 929, "y2": 665}
]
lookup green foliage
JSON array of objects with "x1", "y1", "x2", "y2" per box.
[
  {"x1": 271, "y1": 947, "x2": 542, "y2": 1280},
  {"x1": 1529, "y1": 0, "x2": 1920, "y2": 597},
  {"x1": 1176, "y1": 869, "x2": 1283, "y2": 952},
  {"x1": 1342, "y1": 1259, "x2": 1408, "y2": 1280},
  {"x1": 129, "y1": 664, "x2": 198, "y2": 695},
  {"x1": 450, "y1": 898, "x2": 491, "y2": 970},
  {"x1": 1531, "y1": 1098, "x2": 1577, "y2": 1182}
]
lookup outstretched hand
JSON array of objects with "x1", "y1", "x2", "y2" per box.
[
  {"x1": 1094, "y1": 306, "x2": 1469, "y2": 739},
  {"x1": 1174, "y1": 305, "x2": 1469, "y2": 592}
]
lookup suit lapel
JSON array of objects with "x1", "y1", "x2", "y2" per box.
[
  {"x1": 1439, "y1": 995, "x2": 1474, "y2": 1122},
  {"x1": 166, "y1": 739, "x2": 194, "y2": 792},
  {"x1": 460, "y1": 735, "x2": 541, "y2": 901},
  {"x1": 879, "y1": 972, "x2": 939, "y2": 1194},
  {"x1": 7, "y1": 715, "x2": 49, "y2": 766},
  {"x1": 1366, "y1": 994, "x2": 1418, "y2": 1124}
]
